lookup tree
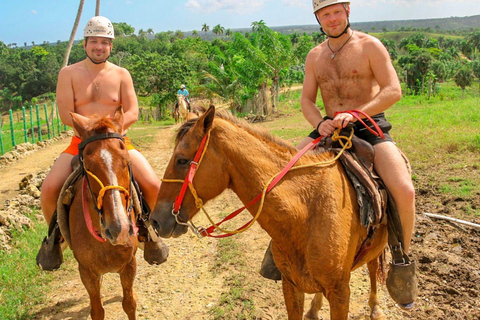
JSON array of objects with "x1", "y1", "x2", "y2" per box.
[
  {"x1": 212, "y1": 24, "x2": 224, "y2": 38},
  {"x1": 467, "y1": 30, "x2": 480, "y2": 60},
  {"x1": 95, "y1": 0, "x2": 100, "y2": 16},
  {"x1": 63, "y1": 0, "x2": 85, "y2": 67},
  {"x1": 113, "y1": 22, "x2": 135, "y2": 37},
  {"x1": 201, "y1": 23, "x2": 209, "y2": 40},
  {"x1": 454, "y1": 64, "x2": 474, "y2": 98}
]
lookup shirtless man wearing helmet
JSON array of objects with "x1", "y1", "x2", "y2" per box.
[
  {"x1": 260, "y1": 0, "x2": 417, "y2": 309},
  {"x1": 37, "y1": 16, "x2": 169, "y2": 270}
]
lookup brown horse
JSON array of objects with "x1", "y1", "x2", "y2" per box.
[
  {"x1": 152, "y1": 106, "x2": 389, "y2": 320},
  {"x1": 67, "y1": 107, "x2": 138, "y2": 320}
]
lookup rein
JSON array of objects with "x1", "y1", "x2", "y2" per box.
[
  {"x1": 79, "y1": 132, "x2": 136, "y2": 241},
  {"x1": 162, "y1": 109, "x2": 383, "y2": 238}
]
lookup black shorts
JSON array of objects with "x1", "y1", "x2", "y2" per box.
[{"x1": 308, "y1": 112, "x2": 393, "y2": 146}]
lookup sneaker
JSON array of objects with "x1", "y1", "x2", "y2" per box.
[{"x1": 36, "y1": 225, "x2": 63, "y2": 271}]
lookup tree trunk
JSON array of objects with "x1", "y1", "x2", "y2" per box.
[
  {"x1": 95, "y1": 0, "x2": 101, "y2": 16},
  {"x1": 62, "y1": 0, "x2": 85, "y2": 68}
]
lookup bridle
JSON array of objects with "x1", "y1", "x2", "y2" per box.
[
  {"x1": 78, "y1": 132, "x2": 136, "y2": 242},
  {"x1": 162, "y1": 109, "x2": 383, "y2": 238}
]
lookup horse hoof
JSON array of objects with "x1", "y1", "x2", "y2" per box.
[
  {"x1": 36, "y1": 237, "x2": 63, "y2": 271},
  {"x1": 143, "y1": 238, "x2": 169, "y2": 265}
]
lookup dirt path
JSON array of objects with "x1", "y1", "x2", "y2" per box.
[{"x1": 3, "y1": 117, "x2": 478, "y2": 319}]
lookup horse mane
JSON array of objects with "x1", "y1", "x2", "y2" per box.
[
  {"x1": 176, "y1": 109, "x2": 297, "y2": 153},
  {"x1": 87, "y1": 114, "x2": 118, "y2": 134}
]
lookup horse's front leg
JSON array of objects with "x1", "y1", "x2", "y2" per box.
[
  {"x1": 282, "y1": 277, "x2": 305, "y2": 320},
  {"x1": 120, "y1": 256, "x2": 137, "y2": 320},
  {"x1": 325, "y1": 281, "x2": 350, "y2": 320},
  {"x1": 367, "y1": 258, "x2": 385, "y2": 320},
  {"x1": 304, "y1": 293, "x2": 323, "y2": 320},
  {"x1": 78, "y1": 264, "x2": 104, "y2": 320}
]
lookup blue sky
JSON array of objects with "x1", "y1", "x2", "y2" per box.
[{"x1": 0, "y1": 0, "x2": 478, "y2": 45}]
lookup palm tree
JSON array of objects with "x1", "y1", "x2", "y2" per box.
[
  {"x1": 201, "y1": 23, "x2": 209, "y2": 40},
  {"x1": 95, "y1": 0, "x2": 100, "y2": 16},
  {"x1": 192, "y1": 30, "x2": 199, "y2": 38},
  {"x1": 212, "y1": 24, "x2": 224, "y2": 38},
  {"x1": 63, "y1": 0, "x2": 85, "y2": 67}
]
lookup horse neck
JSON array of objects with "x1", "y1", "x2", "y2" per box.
[{"x1": 212, "y1": 125, "x2": 311, "y2": 226}]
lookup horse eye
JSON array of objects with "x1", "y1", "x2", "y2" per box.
[{"x1": 176, "y1": 158, "x2": 189, "y2": 166}]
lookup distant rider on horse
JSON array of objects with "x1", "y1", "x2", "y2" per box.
[{"x1": 175, "y1": 84, "x2": 191, "y2": 112}]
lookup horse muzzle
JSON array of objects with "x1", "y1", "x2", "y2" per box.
[{"x1": 150, "y1": 202, "x2": 188, "y2": 238}]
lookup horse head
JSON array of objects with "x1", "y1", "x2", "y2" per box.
[
  {"x1": 151, "y1": 106, "x2": 230, "y2": 238},
  {"x1": 72, "y1": 107, "x2": 136, "y2": 245}
]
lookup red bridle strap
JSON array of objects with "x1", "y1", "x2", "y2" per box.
[
  {"x1": 173, "y1": 133, "x2": 210, "y2": 213},
  {"x1": 334, "y1": 109, "x2": 385, "y2": 140},
  {"x1": 82, "y1": 177, "x2": 107, "y2": 242}
]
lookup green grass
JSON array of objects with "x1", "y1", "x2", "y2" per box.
[
  {"x1": 0, "y1": 211, "x2": 52, "y2": 319},
  {"x1": 209, "y1": 238, "x2": 255, "y2": 319}
]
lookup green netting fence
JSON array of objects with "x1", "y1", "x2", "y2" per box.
[{"x1": 0, "y1": 102, "x2": 68, "y2": 156}]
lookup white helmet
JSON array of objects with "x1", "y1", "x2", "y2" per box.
[
  {"x1": 180, "y1": 84, "x2": 186, "y2": 89},
  {"x1": 312, "y1": 0, "x2": 350, "y2": 13},
  {"x1": 84, "y1": 16, "x2": 115, "y2": 39}
]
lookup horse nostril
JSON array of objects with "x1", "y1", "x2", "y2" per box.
[{"x1": 105, "y1": 229, "x2": 113, "y2": 241}]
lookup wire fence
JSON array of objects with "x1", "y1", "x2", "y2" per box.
[{"x1": 0, "y1": 102, "x2": 68, "y2": 156}]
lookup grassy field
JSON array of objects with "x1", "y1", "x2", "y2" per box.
[{"x1": 0, "y1": 81, "x2": 479, "y2": 318}]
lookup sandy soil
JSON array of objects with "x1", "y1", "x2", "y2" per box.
[{"x1": 1, "y1": 116, "x2": 479, "y2": 320}]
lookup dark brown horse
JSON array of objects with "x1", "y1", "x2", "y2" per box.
[
  {"x1": 67, "y1": 107, "x2": 138, "y2": 320},
  {"x1": 151, "y1": 106, "x2": 389, "y2": 319}
]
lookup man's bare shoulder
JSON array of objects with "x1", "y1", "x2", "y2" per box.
[
  {"x1": 59, "y1": 60, "x2": 85, "y2": 76},
  {"x1": 355, "y1": 31, "x2": 385, "y2": 50}
]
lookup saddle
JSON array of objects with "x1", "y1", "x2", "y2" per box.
[{"x1": 319, "y1": 125, "x2": 410, "y2": 269}]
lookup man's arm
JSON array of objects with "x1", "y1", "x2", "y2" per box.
[
  {"x1": 119, "y1": 68, "x2": 139, "y2": 133},
  {"x1": 300, "y1": 49, "x2": 336, "y2": 136},
  {"x1": 56, "y1": 67, "x2": 76, "y2": 128}
]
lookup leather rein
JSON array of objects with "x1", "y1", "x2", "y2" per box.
[
  {"x1": 163, "y1": 109, "x2": 383, "y2": 238},
  {"x1": 78, "y1": 132, "x2": 136, "y2": 242}
]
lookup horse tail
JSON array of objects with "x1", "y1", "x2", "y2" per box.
[{"x1": 377, "y1": 248, "x2": 388, "y2": 285}]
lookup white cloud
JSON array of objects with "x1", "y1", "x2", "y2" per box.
[
  {"x1": 185, "y1": 0, "x2": 269, "y2": 14},
  {"x1": 359, "y1": 0, "x2": 478, "y2": 7},
  {"x1": 31, "y1": 10, "x2": 38, "y2": 15},
  {"x1": 282, "y1": 0, "x2": 309, "y2": 9}
]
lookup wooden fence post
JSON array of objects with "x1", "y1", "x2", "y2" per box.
[
  {"x1": 9, "y1": 109, "x2": 16, "y2": 148},
  {"x1": 44, "y1": 104, "x2": 51, "y2": 140},
  {"x1": 22, "y1": 106, "x2": 28, "y2": 143},
  {"x1": 35, "y1": 104, "x2": 42, "y2": 142},
  {"x1": 30, "y1": 105, "x2": 35, "y2": 144}
]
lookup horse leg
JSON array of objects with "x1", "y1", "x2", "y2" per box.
[
  {"x1": 282, "y1": 278, "x2": 305, "y2": 320},
  {"x1": 367, "y1": 258, "x2": 385, "y2": 320},
  {"x1": 120, "y1": 256, "x2": 137, "y2": 320},
  {"x1": 325, "y1": 282, "x2": 350, "y2": 320},
  {"x1": 304, "y1": 293, "x2": 324, "y2": 320},
  {"x1": 78, "y1": 264, "x2": 104, "y2": 320}
]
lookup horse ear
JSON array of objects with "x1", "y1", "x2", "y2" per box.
[
  {"x1": 113, "y1": 107, "x2": 124, "y2": 133},
  {"x1": 195, "y1": 105, "x2": 215, "y2": 134},
  {"x1": 71, "y1": 112, "x2": 89, "y2": 138}
]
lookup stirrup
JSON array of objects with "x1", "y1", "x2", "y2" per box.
[
  {"x1": 36, "y1": 223, "x2": 63, "y2": 271},
  {"x1": 386, "y1": 245, "x2": 418, "y2": 309},
  {"x1": 259, "y1": 242, "x2": 282, "y2": 281},
  {"x1": 143, "y1": 238, "x2": 169, "y2": 265}
]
